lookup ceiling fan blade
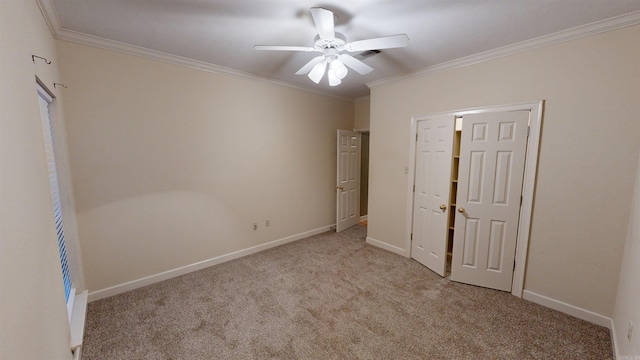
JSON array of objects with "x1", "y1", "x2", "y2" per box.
[
  {"x1": 295, "y1": 56, "x2": 325, "y2": 75},
  {"x1": 254, "y1": 45, "x2": 315, "y2": 52},
  {"x1": 344, "y1": 34, "x2": 409, "y2": 52},
  {"x1": 310, "y1": 7, "x2": 335, "y2": 41},
  {"x1": 338, "y1": 54, "x2": 373, "y2": 75}
]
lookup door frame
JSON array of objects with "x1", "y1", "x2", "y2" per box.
[{"x1": 404, "y1": 100, "x2": 544, "y2": 298}]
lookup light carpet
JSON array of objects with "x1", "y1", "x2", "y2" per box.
[{"x1": 82, "y1": 225, "x2": 612, "y2": 359}]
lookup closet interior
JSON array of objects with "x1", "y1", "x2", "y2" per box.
[{"x1": 446, "y1": 117, "x2": 462, "y2": 273}]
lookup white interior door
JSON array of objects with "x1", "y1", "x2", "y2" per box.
[
  {"x1": 451, "y1": 110, "x2": 529, "y2": 291},
  {"x1": 411, "y1": 116, "x2": 454, "y2": 276},
  {"x1": 336, "y1": 130, "x2": 361, "y2": 232}
]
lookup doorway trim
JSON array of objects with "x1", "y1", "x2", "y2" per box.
[{"x1": 405, "y1": 100, "x2": 544, "y2": 298}]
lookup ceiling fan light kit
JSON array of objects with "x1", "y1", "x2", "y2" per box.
[{"x1": 254, "y1": 7, "x2": 408, "y2": 87}]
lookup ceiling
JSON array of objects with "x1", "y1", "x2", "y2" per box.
[{"x1": 44, "y1": 0, "x2": 640, "y2": 99}]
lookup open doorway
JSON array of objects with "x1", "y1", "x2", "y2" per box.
[{"x1": 359, "y1": 132, "x2": 369, "y2": 226}]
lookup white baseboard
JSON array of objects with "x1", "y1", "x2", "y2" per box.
[
  {"x1": 366, "y1": 236, "x2": 407, "y2": 257},
  {"x1": 88, "y1": 225, "x2": 334, "y2": 302},
  {"x1": 523, "y1": 290, "x2": 621, "y2": 358},
  {"x1": 522, "y1": 290, "x2": 612, "y2": 328},
  {"x1": 610, "y1": 318, "x2": 620, "y2": 360},
  {"x1": 359, "y1": 215, "x2": 368, "y2": 222}
]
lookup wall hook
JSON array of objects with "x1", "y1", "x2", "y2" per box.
[
  {"x1": 32, "y1": 55, "x2": 51, "y2": 64},
  {"x1": 54, "y1": 83, "x2": 68, "y2": 89}
]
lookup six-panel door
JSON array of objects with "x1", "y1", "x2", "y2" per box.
[
  {"x1": 411, "y1": 116, "x2": 455, "y2": 276},
  {"x1": 450, "y1": 111, "x2": 529, "y2": 291},
  {"x1": 336, "y1": 130, "x2": 361, "y2": 232}
]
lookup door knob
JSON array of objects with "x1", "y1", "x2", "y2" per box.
[
  {"x1": 439, "y1": 204, "x2": 447, "y2": 211},
  {"x1": 336, "y1": 185, "x2": 344, "y2": 190},
  {"x1": 458, "y1": 207, "x2": 465, "y2": 213}
]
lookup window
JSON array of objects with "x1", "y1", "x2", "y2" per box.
[
  {"x1": 37, "y1": 82, "x2": 88, "y2": 354},
  {"x1": 37, "y1": 84, "x2": 75, "y2": 317}
]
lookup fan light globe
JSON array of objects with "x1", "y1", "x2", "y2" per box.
[
  {"x1": 308, "y1": 61, "x2": 327, "y2": 84},
  {"x1": 328, "y1": 69, "x2": 341, "y2": 86},
  {"x1": 331, "y1": 60, "x2": 348, "y2": 80}
]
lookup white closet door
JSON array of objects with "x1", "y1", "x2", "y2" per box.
[
  {"x1": 411, "y1": 116, "x2": 454, "y2": 276},
  {"x1": 451, "y1": 111, "x2": 529, "y2": 291}
]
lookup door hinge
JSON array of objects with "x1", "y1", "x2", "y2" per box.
[
  {"x1": 416, "y1": 133, "x2": 418, "y2": 141},
  {"x1": 413, "y1": 184, "x2": 415, "y2": 192},
  {"x1": 526, "y1": 126, "x2": 530, "y2": 137},
  {"x1": 520, "y1": 195, "x2": 523, "y2": 205},
  {"x1": 410, "y1": 233, "x2": 413, "y2": 240}
]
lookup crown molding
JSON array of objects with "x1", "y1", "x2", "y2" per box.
[
  {"x1": 368, "y1": 10, "x2": 640, "y2": 89},
  {"x1": 36, "y1": 0, "x2": 61, "y2": 38},
  {"x1": 36, "y1": 0, "x2": 353, "y2": 102},
  {"x1": 54, "y1": 29, "x2": 356, "y2": 101},
  {"x1": 38, "y1": 0, "x2": 639, "y2": 99}
]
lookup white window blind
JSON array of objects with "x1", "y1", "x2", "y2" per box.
[{"x1": 37, "y1": 85, "x2": 75, "y2": 314}]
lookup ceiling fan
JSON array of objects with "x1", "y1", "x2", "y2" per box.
[{"x1": 254, "y1": 7, "x2": 409, "y2": 86}]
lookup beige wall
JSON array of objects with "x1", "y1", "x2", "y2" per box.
[
  {"x1": 354, "y1": 96, "x2": 371, "y2": 131},
  {"x1": 0, "y1": 1, "x2": 74, "y2": 359},
  {"x1": 57, "y1": 41, "x2": 354, "y2": 292},
  {"x1": 368, "y1": 25, "x2": 640, "y2": 317},
  {"x1": 613, "y1": 152, "x2": 640, "y2": 355}
]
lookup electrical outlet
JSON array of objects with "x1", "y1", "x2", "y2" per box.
[
  {"x1": 265, "y1": 220, "x2": 270, "y2": 227},
  {"x1": 628, "y1": 321, "x2": 633, "y2": 342},
  {"x1": 252, "y1": 223, "x2": 258, "y2": 231}
]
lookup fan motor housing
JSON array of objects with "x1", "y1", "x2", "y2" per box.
[{"x1": 314, "y1": 32, "x2": 346, "y2": 51}]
